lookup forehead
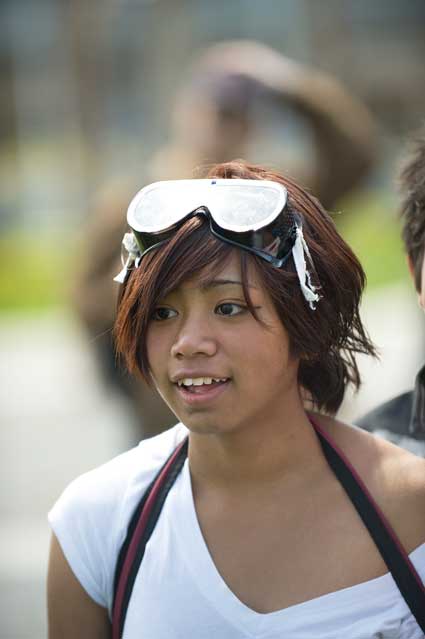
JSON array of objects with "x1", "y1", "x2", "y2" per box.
[{"x1": 175, "y1": 252, "x2": 261, "y2": 293}]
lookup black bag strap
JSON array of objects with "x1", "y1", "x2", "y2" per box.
[
  {"x1": 112, "y1": 437, "x2": 188, "y2": 639},
  {"x1": 112, "y1": 424, "x2": 425, "y2": 636},
  {"x1": 311, "y1": 418, "x2": 425, "y2": 633}
]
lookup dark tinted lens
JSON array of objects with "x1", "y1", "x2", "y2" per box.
[
  {"x1": 264, "y1": 212, "x2": 297, "y2": 258},
  {"x1": 133, "y1": 228, "x2": 175, "y2": 253},
  {"x1": 211, "y1": 212, "x2": 296, "y2": 258},
  {"x1": 132, "y1": 208, "x2": 210, "y2": 255}
]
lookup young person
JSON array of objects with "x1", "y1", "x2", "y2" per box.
[
  {"x1": 358, "y1": 127, "x2": 425, "y2": 456},
  {"x1": 73, "y1": 40, "x2": 376, "y2": 442},
  {"x1": 47, "y1": 161, "x2": 425, "y2": 638}
]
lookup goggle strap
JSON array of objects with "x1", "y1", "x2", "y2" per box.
[
  {"x1": 113, "y1": 226, "x2": 322, "y2": 311},
  {"x1": 113, "y1": 261, "x2": 131, "y2": 284},
  {"x1": 113, "y1": 232, "x2": 142, "y2": 283},
  {"x1": 292, "y1": 224, "x2": 320, "y2": 310}
]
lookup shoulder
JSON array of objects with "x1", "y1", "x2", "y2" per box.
[
  {"x1": 314, "y1": 413, "x2": 425, "y2": 554},
  {"x1": 48, "y1": 423, "x2": 187, "y2": 610},
  {"x1": 50, "y1": 423, "x2": 187, "y2": 518}
]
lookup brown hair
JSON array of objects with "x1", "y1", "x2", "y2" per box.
[
  {"x1": 399, "y1": 126, "x2": 425, "y2": 291},
  {"x1": 114, "y1": 160, "x2": 376, "y2": 414}
]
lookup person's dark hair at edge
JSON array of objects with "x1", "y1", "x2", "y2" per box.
[
  {"x1": 399, "y1": 125, "x2": 425, "y2": 292},
  {"x1": 114, "y1": 160, "x2": 376, "y2": 414}
]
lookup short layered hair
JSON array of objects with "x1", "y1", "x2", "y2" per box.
[
  {"x1": 399, "y1": 126, "x2": 425, "y2": 291},
  {"x1": 114, "y1": 160, "x2": 376, "y2": 414}
]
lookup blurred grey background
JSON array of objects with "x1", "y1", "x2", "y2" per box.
[{"x1": 1, "y1": 1, "x2": 425, "y2": 637}]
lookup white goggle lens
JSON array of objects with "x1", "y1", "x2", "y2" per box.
[{"x1": 127, "y1": 179, "x2": 286, "y2": 234}]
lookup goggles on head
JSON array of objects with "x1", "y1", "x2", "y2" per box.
[{"x1": 114, "y1": 178, "x2": 320, "y2": 309}]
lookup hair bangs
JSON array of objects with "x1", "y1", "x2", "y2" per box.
[
  {"x1": 115, "y1": 160, "x2": 377, "y2": 413},
  {"x1": 116, "y1": 216, "x2": 240, "y2": 380},
  {"x1": 155, "y1": 216, "x2": 235, "y2": 298}
]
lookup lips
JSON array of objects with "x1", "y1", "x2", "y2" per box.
[
  {"x1": 174, "y1": 377, "x2": 230, "y2": 405},
  {"x1": 176, "y1": 376, "x2": 228, "y2": 388}
]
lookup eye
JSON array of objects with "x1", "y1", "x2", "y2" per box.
[
  {"x1": 151, "y1": 307, "x2": 178, "y2": 321},
  {"x1": 215, "y1": 302, "x2": 246, "y2": 317}
]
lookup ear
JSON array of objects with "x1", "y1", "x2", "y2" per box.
[
  {"x1": 406, "y1": 254, "x2": 415, "y2": 281},
  {"x1": 407, "y1": 253, "x2": 425, "y2": 310}
]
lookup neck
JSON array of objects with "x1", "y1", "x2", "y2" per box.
[{"x1": 188, "y1": 406, "x2": 324, "y2": 492}]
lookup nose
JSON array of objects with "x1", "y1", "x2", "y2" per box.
[{"x1": 170, "y1": 315, "x2": 218, "y2": 360}]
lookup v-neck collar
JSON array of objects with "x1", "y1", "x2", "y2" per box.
[{"x1": 172, "y1": 459, "x2": 425, "y2": 637}]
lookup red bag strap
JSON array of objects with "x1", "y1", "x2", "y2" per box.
[{"x1": 112, "y1": 436, "x2": 188, "y2": 639}]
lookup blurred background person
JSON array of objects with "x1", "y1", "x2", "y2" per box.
[
  {"x1": 357, "y1": 126, "x2": 425, "y2": 456},
  {"x1": 73, "y1": 40, "x2": 376, "y2": 441}
]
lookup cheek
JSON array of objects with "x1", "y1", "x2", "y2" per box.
[
  {"x1": 265, "y1": 323, "x2": 298, "y2": 378},
  {"x1": 267, "y1": 338, "x2": 298, "y2": 382},
  {"x1": 237, "y1": 323, "x2": 295, "y2": 379},
  {"x1": 146, "y1": 329, "x2": 169, "y2": 378}
]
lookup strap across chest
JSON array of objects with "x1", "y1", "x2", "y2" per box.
[{"x1": 112, "y1": 422, "x2": 425, "y2": 638}]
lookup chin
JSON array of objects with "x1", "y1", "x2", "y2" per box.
[
  {"x1": 178, "y1": 410, "x2": 242, "y2": 436},
  {"x1": 179, "y1": 415, "x2": 220, "y2": 434}
]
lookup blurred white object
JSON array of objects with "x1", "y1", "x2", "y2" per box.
[{"x1": 340, "y1": 282, "x2": 423, "y2": 422}]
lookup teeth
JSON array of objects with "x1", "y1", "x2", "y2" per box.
[{"x1": 177, "y1": 377, "x2": 227, "y2": 387}]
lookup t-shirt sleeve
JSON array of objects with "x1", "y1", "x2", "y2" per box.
[
  {"x1": 48, "y1": 423, "x2": 187, "y2": 612},
  {"x1": 48, "y1": 449, "x2": 139, "y2": 610}
]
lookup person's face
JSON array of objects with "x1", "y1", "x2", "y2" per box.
[
  {"x1": 419, "y1": 253, "x2": 425, "y2": 310},
  {"x1": 146, "y1": 252, "x2": 301, "y2": 436},
  {"x1": 419, "y1": 251, "x2": 425, "y2": 311},
  {"x1": 408, "y1": 253, "x2": 425, "y2": 310}
]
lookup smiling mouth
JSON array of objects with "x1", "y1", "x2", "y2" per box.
[
  {"x1": 174, "y1": 377, "x2": 230, "y2": 400},
  {"x1": 176, "y1": 377, "x2": 228, "y2": 391}
]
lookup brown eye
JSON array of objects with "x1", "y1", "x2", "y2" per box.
[
  {"x1": 152, "y1": 307, "x2": 177, "y2": 321},
  {"x1": 215, "y1": 303, "x2": 245, "y2": 316}
]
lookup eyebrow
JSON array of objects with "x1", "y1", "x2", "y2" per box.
[{"x1": 200, "y1": 278, "x2": 258, "y2": 290}]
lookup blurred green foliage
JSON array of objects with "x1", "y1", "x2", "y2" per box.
[
  {"x1": 0, "y1": 230, "x2": 74, "y2": 312},
  {"x1": 337, "y1": 191, "x2": 406, "y2": 290},
  {"x1": 0, "y1": 191, "x2": 407, "y2": 312}
]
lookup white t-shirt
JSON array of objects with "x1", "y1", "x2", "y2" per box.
[{"x1": 48, "y1": 423, "x2": 425, "y2": 639}]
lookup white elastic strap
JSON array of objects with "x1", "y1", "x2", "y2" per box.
[
  {"x1": 113, "y1": 233, "x2": 141, "y2": 283},
  {"x1": 292, "y1": 225, "x2": 320, "y2": 310}
]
